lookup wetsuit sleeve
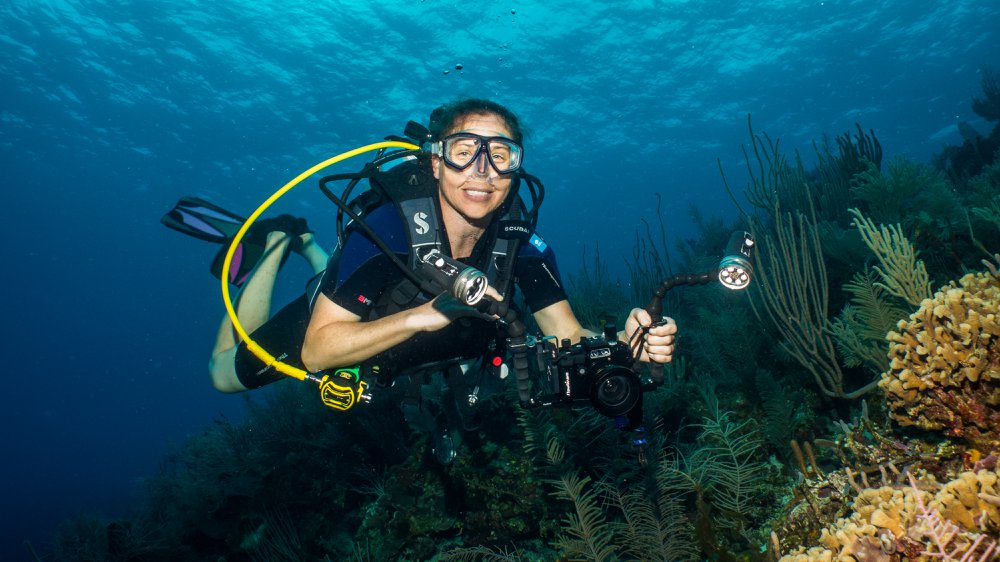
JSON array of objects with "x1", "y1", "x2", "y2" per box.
[
  {"x1": 514, "y1": 233, "x2": 568, "y2": 312},
  {"x1": 319, "y1": 205, "x2": 408, "y2": 317}
]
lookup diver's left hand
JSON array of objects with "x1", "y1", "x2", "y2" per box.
[{"x1": 624, "y1": 307, "x2": 677, "y2": 364}]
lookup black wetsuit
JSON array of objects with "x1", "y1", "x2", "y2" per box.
[{"x1": 234, "y1": 202, "x2": 566, "y2": 389}]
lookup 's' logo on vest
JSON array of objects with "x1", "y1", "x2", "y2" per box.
[{"x1": 413, "y1": 212, "x2": 430, "y2": 235}]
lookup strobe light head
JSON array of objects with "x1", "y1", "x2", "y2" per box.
[{"x1": 717, "y1": 230, "x2": 754, "y2": 290}]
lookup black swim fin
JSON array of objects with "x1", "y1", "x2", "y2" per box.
[
  {"x1": 163, "y1": 197, "x2": 308, "y2": 287},
  {"x1": 161, "y1": 196, "x2": 246, "y2": 243}
]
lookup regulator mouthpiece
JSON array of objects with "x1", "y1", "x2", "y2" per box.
[
  {"x1": 418, "y1": 249, "x2": 489, "y2": 306},
  {"x1": 718, "y1": 230, "x2": 754, "y2": 290}
]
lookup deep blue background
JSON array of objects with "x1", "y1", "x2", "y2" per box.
[{"x1": 2, "y1": 1, "x2": 997, "y2": 557}]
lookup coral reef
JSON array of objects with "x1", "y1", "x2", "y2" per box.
[
  {"x1": 829, "y1": 269, "x2": 903, "y2": 374},
  {"x1": 778, "y1": 469, "x2": 1000, "y2": 561},
  {"x1": 748, "y1": 170, "x2": 873, "y2": 399},
  {"x1": 47, "y1": 74, "x2": 1000, "y2": 561},
  {"x1": 850, "y1": 158, "x2": 962, "y2": 248},
  {"x1": 848, "y1": 208, "x2": 933, "y2": 308},
  {"x1": 879, "y1": 271, "x2": 1000, "y2": 451}
]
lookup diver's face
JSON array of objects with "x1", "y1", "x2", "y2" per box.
[{"x1": 432, "y1": 112, "x2": 514, "y2": 227}]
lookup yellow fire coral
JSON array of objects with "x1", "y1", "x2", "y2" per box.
[
  {"x1": 935, "y1": 469, "x2": 1000, "y2": 531},
  {"x1": 879, "y1": 270, "x2": 1000, "y2": 450},
  {"x1": 779, "y1": 470, "x2": 1000, "y2": 561}
]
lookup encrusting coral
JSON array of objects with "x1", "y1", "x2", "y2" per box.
[
  {"x1": 778, "y1": 469, "x2": 1000, "y2": 561},
  {"x1": 879, "y1": 270, "x2": 1000, "y2": 451}
]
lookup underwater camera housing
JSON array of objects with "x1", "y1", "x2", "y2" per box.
[
  {"x1": 512, "y1": 230, "x2": 756, "y2": 432},
  {"x1": 528, "y1": 324, "x2": 644, "y2": 427}
]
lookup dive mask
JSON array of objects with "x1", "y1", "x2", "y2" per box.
[{"x1": 431, "y1": 133, "x2": 523, "y2": 175}]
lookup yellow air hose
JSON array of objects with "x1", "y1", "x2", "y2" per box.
[{"x1": 219, "y1": 141, "x2": 419, "y2": 383}]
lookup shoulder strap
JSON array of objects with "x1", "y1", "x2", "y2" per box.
[
  {"x1": 488, "y1": 181, "x2": 533, "y2": 300},
  {"x1": 369, "y1": 160, "x2": 442, "y2": 270}
]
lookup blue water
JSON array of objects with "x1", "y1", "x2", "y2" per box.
[{"x1": 2, "y1": 0, "x2": 996, "y2": 557}]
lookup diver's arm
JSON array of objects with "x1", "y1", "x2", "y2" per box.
[
  {"x1": 532, "y1": 300, "x2": 594, "y2": 342},
  {"x1": 533, "y1": 300, "x2": 677, "y2": 364},
  {"x1": 301, "y1": 292, "x2": 473, "y2": 371}
]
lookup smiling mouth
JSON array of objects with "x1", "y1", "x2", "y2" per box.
[{"x1": 463, "y1": 189, "x2": 493, "y2": 201}]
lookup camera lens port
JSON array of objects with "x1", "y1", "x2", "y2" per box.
[{"x1": 591, "y1": 365, "x2": 640, "y2": 417}]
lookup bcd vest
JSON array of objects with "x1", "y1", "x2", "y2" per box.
[{"x1": 328, "y1": 159, "x2": 533, "y2": 380}]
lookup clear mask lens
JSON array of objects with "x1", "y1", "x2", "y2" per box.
[{"x1": 441, "y1": 134, "x2": 522, "y2": 174}]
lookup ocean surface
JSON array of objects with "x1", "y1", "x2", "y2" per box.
[{"x1": 2, "y1": 0, "x2": 997, "y2": 557}]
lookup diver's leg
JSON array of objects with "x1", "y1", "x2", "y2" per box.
[
  {"x1": 209, "y1": 231, "x2": 291, "y2": 393},
  {"x1": 296, "y1": 233, "x2": 329, "y2": 274}
]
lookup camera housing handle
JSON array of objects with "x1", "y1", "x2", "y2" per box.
[
  {"x1": 476, "y1": 297, "x2": 535, "y2": 408},
  {"x1": 644, "y1": 270, "x2": 719, "y2": 384}
]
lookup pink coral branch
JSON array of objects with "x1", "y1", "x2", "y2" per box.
[
  {"x1": 958, "y1": 535, "x2": 984, "y2": 562},
  {"x1": 908, "y1": 473, "x2": 1000, "y2": 561}
]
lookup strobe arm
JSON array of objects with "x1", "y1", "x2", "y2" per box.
[
  {"x1": 476, "y1": 298, "x2": 534, "y2": 408},
  {"x1": 643, "y1": 230, "x2": 755, "y2": 385},
  {"x1": 644, "y1": 271, "x2": 716, "y2": 385}
]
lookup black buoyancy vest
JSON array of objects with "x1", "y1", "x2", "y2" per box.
[
  {"x1": 352, "y1": 160, "x2": 532, "y2": 377},
  {"x1": 366, "y1": 159, "x2": 529, "y2": 315}
]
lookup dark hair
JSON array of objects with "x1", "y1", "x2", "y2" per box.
[{"x1": 427, "y1": 98, "x2": 525, "y2": 145}]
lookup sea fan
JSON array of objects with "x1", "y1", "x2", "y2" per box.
[
  {"x1": 690, "y1": 410, "x2": 766, "y2": 530},
  {"x1": 606, "y1": 479, "x2": 699, "y2": 562},
  {"x1": 755, "y1": 369, "x2": 798, "y2": 452},
  {"x1": 551, "y1": 472, "x2": 617, "y2": 562}
]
